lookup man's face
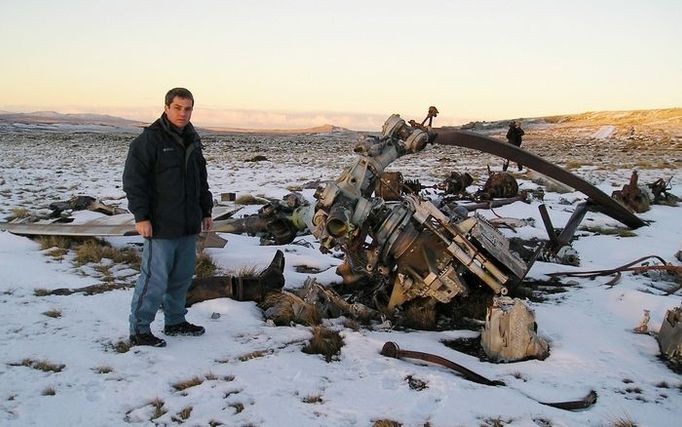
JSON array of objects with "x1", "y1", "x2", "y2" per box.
[{"x1": 164, "y1": 96, "x2": 193, "y2": 128}]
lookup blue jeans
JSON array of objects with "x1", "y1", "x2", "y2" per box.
[{"x1": 129, "y1": 235, "x2": 197, "y2": 335}]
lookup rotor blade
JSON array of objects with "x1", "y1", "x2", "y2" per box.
[{"x1": 431, "y1": 129, "x2": 645, "y2": 229}]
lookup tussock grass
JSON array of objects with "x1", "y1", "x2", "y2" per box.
[
  {"x1": 403, "y1": 300, "x2": 437, "y2": 330},
  {"x1": 42, "y1": 309, "x2": 62, "y2": 318},
  {"x1": 10, "y1": 358, "x2": 65, "y2": 373},
  {"x1": 109, "y1": 339, "x2": 131, "y2": 353},
  {"x1": 302, "y1": 326, "x2": 344, "y2": 362},
  {"x1": 301, "y1": 394, "x2": 323, "y2": 404},
  {"x1": 208, "y1": 420, "x2": 224, "y2": 427},
  {"x1": 172, "y1": 376, "x2": 204, "y2": 391},
  {"x1": 223, "y1": 375, "x2": 235, "y2": 382},
  {"x1": 93, "y1": 365, "x2": 113, "y2": 374},
  {"x1": 259, "y1": 292, "x2": 321, "y2": 326},
  {"x1": 34, "y1": 288, "x2": 50, "y2": 297},
  {"x1": 8, "y1": 207, "x2": 31, "y2": 220},
  {"x1": 234, "y1": 194, "x2": 268, "y2": 205},
  {"x1": 73, "y1": 240, "x2": 140, "y2": 269},
  {"x1": 581, "y1": 225, "x2": 637, "y2": 237},
  {"x1": 611, "y1": 415, "x2": 638, "y2": 427},
  {"x1": 234, "y1": 264, "x2": 259, "y2": 277},
  {"x1": 372, "y1": 420, "x2": 402, "y2": 427},
  {"x1": 342, "y1": 318, "x2": 360, "y2": 331},
  {"x1": 175, "y1": 406, "x2": 192, "y2": 421},
  {"x1": 229, "y1": 402, "x2": 245, "y2": 414},
  {"x1": 481, "y1": 417, "x2": 511, "y2": 427},
  {"x1": 41, "y1": 386, "x2": 56, "y2": 396},
  {"x1": 238, "y1": 349, "x2": 272, "y2": 362},
  {"x1": 194, "y1": 253, "x2": 217, "y2": 278},
  {"x1": 149, "y1": 398, "x2": 166, "y2": 420},
  {"x1": 46, "y1": 247, "x2": 68, "y2": 260},
  {"x1": 405, "y1": 375, "x2": 428, "y2": 391},
  {"x1": 36, "y1": 235, "x2": 78, "y2": 251}
]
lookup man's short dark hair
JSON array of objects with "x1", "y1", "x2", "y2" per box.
[{"x1": 165, "y1": 88, "x2": 194, "y2": 107}]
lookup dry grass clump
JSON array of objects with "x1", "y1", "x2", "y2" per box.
[
  {"x1": 93, "y1": 365, "x2": 113, "y2": 374},
  {"x1": 238, "y1": 349, "x2": 272, "y2": 362},
  {"x1": 342, "y1": 317, "x2": 361, "y2": 331},
  {"x1": 402, "y1": 300, "x2": 437, "y2": 330},
  {"x1": 302, "y1": 326, "x2": 344, "y2": 362},
  {"x1": 108, "y1": 339, "x2": 131, "y2": 353},
  {"x1": 172, "y1": 376, "x2": 204, "y2": 391},
  {"x1": 372, "y1": 420, "x2": 402, "y2": 427},
  {"x1": 149, "y1": 398, "x2": 167, "y2": 420},
  {"x1": 173, "y1": 406, "x2": 192, "y2": 422},
  {"x1": 10, "y1": 358, "x2": 65, "y2": 373},
  {"x1": 481, "y1": 417, "x2": 511, "y2": 427},
  {"x1": 229, "y1": 402, "x2": 245, "y2": 414},
  {"x1": 301, "y1": 394, "x2": 323, "y2": 404},
  {"x1": 73, "y1": 239, "x2": 140, "y2": 269},
  {"x1": 581, "y1": 225, "x2": 637, "y2": 238},
  {"x1": 234, "y1": 194, "x2": 269, "y2": 205},
  {"x1": 611, "y1": 415, "x2": 638, "y2": 427},
  {"x1": 33, "y1": 288, "x2": 50, "y2": 297},
  {"x1": 405, "y1": 375, "x2": 428, "y2": 391},
  {"x1": 36, "y1": 235, "x2": 78, "y2": 250},
  {"x1": 46, "y1": 247, "x2": 68, "y2": 260},
  {"x1": 8, "y1": 207, "x2": 31, "y2": 220},
  {"x1": 194, "y1": 253, "x2": 217, "y2": 278},
  {"x1": 41, "y1": 386, "x2": 56, "y2": 396},
  {"x1": 259, "y1": 292, "x2": 321, "y2": 326},
  {"x1": 42, "y1": 309, "x2": 62, "y2": 318}
]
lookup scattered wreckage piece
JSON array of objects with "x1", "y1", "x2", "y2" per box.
[
  {"x1": 658, "y1": 304, "x2": 682, "y2": 362},
  {"x1": 185, "y1": 250, "x2": 286, "y2": 306},
  {"x1": 48, "y1": 195, "x2": 128, "y2": 218},
  {"x1": 380, "y1": 341, "x2": 503, "y2": 386},
  {"x1": 430, "y1": 128, "x2": 646, "y2": 229},
  {"x1": 546, "y1": 255, "x2": 682, "y2": 292},
  {"x1": 536, "y1": 202, "x2": 590, "y2": 266},
  {"x1": 0, "y1": 214, "x2": 138, "y2": 236},
  {"x1": 380, "y1": 341, "x2": 598, "y2": 411},
  {"x1": 0, "y1": 206, "x2": 238, "y2": 250},
  {"x1": 612, "y1": 171, "x2": 680, "y2": 212},
  {"x1": 611, "y1": 170, "x2": 651, "y2": 213},
  {"x1": 479, "y1": 170, "x2": 518, "y2": 199},
  {"x1": 480, "y1": 297, "x2": 549, "y2": 362}
]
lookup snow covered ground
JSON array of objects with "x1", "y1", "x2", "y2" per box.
[{"x1": 0, "y1": 127, "x2": 681, "y2": 426}]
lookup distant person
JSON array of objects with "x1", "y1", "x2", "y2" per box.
[
  {"x1": 123, "y1": 87, "x2": 213, "y2": 347},
  {"x1": 503, "y1": 120, "x2": 525, "y2": 171}
]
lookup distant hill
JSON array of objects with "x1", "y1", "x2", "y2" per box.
[
  {"x1": 0, "y1": 111, "x2": 146, "y2": 128},
  {"x1": 458, "y1": 108, "x2": 681, "y2": 143},
  {"x1": 203, "y1": 123, "x2": 354, "y2": 135}
]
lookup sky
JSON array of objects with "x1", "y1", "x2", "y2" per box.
[{"x1": 0, "y1": 0, "x2": 680, "y2": 130}]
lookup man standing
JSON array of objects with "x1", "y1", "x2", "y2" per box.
[
  {"x1": 123, "y1": 88, "x2": 213, "y2": 347},
  {"x1": 503, "y1": 120, "x2": 525, "y2": 171}
]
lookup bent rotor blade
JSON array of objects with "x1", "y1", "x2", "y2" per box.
[{"x1": 431, "y1": 129, "x2": 645, "y2": 229}]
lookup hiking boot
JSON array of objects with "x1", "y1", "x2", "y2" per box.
[
  {"x1": 164, "y1": 321, "x2": 205, "y2": 336},
  {"x1": 130, "y1": 333, "x2": 167, "y2": 347}
]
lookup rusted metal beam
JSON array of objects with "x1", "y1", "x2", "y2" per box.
[{"x1": 431, "y1": 129, "x2": 645, "y2": 229}]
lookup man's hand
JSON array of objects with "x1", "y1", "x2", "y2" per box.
[
  {"x1": 202, "y1": 217, "x2": 213, "y2": 231},
  {"x1": 135, "y1": 220, "x2": 153, "y2": 238}
]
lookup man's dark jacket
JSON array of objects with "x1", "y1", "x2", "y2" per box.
[
  {"x1": 123, "y1": 114, "x2": 212, "y2": 238},
  {"x1": 506, "y1": 125, "x2": 525, "y2": 147}
]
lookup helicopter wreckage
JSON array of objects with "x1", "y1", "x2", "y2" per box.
[{"x1": 2, "y1": 109, "x2": 680, "y2": 373}]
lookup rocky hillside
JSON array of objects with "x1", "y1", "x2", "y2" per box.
[{"x1": 457, "y1": 108, "x2": 682, "y2": 171}]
